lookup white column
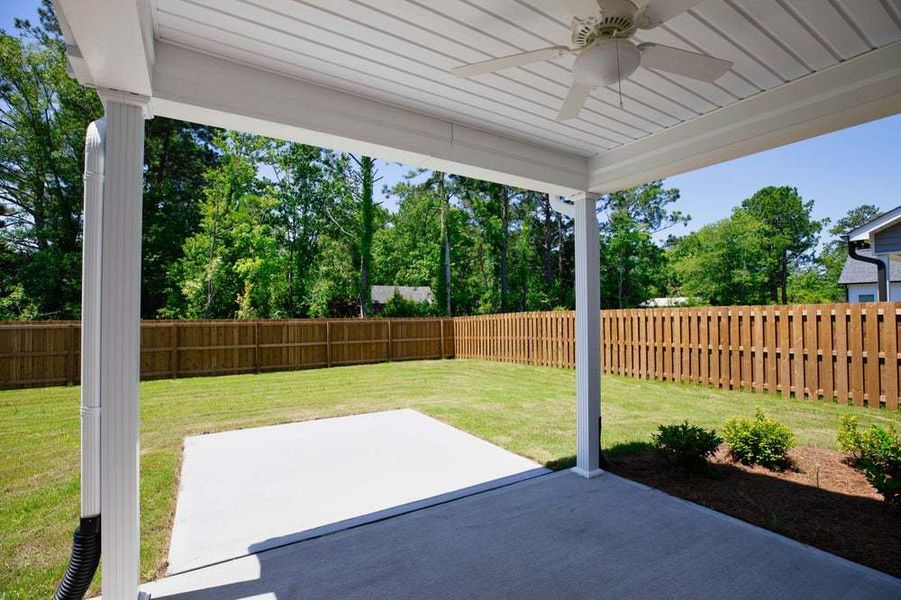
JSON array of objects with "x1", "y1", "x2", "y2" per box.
[
  {"x1": 571, "y1": 192, "x2": 602, "y2": 479},
  {"x1": 96, "y1": 92, "x2": 148, "y2": 600}
]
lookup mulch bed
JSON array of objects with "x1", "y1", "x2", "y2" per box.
[{"x1": 607, "y1": 445, "x2": 901, "y2": 578}]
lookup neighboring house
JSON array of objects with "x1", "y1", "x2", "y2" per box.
[
  {"x1": 370, "y1": 285, "x2": 434, "y2": 311},
  {"x1": 841, "y1": 205, "x2": 901, "y2": 302},
  {"x1": 640, "y1": 297, "x2": 689, "y2": 308},
  {"x1": 839, "y1": 248, "x2": 901, "y2": 302}
]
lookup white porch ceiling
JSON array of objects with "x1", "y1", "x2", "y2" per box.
[
  {"x1": 147, "y1": 0, "x2": 901, "y2": 156},
  {"x1": 55, "y1": 0, "x2": 901, "y2": 194}
]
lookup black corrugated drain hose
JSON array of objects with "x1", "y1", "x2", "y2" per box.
[{"x1": 54, "y1": 516, "x2": 101, "y2": 600}]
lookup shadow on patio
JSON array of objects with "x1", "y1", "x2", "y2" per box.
[{"x1": 143, "y1": 470, "x2": 900, "y2": 600}]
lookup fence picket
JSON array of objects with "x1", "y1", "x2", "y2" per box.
[{"x1": 4, "y1": 305, "x2": 900, "y2": 408}]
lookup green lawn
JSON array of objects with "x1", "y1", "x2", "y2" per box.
[{"x1": 1, "y1": 359, "x2": 899, "y2": 598}]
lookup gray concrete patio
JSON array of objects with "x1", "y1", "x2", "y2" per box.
[
  {"x1": 145, "y1": 469, "x2": 899, "y2": 599},
  {"x1": 167, "y1": 409, "x2": 547, "y2": 573}
]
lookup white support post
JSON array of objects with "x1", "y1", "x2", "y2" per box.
[
  {"x1": 571, "y1": 192, "x2": 602, "y2": 479},
  {"x1": 96, "y1": 92, "x2": 148, "y2": 600}
]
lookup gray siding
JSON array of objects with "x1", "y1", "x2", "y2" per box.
[{"x1": 874, "y1": 222, "x2": 901, "y2": 254}]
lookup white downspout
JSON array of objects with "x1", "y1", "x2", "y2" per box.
[
  {"x1": 54, "y1": 120, "x2": 106, "y2": 600},
  {"x1": 81, "y1": 118, "x2": 105, "y2": 519}
]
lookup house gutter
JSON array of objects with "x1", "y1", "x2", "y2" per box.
[
  {"x1": 844, "y1": 235, "x2": 887, "y2": 301},
  {"x1": 55, "y1": 119, "x2": 105, "y2": 599}
]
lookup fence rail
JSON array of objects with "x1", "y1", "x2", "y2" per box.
[
  {"x1": 4, "y1": 305, "x2": 900, "y2": 409},
  {"x1": 453, "y1": 304, "x2": 901, "y2": 410},
  {"x1": 0, "y1": 318, "x2": 454, "y2": 390}
]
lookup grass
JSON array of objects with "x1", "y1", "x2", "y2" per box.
[{"x1": 1, "y1": 359, "x2": 899, "y2": 598}]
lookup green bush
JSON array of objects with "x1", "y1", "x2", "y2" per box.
[
  {"x1": 652, "y1": 421, "x2": 721, "y2": 470},
  {"x1": 723, "y1": 409, "x2": 795, "y2": 470},
  {"x1": 380, "y1": 290, "x2": 434, "y2": 317},
  {"x1": 837, "y1": 415, "x2": 901, "y2": 504}
]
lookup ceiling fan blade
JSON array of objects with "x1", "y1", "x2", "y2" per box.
[
  {"x1": 562, "y1": 0, "x2": 602, "y2": 17},
  {"x1": 637, "y1": 0, "x2": 704, "y2": 28},
  {"x1": 451, "y1": 46, "x2": 570, "y2": 78},
  {"x1": 557, "y1": 84, "x2": 592, "y2": 121},
  {"x1": 639, "y1": 43, "x2": 732, "y2": 82}
]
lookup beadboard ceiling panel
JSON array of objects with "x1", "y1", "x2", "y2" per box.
[{"x1": 150, "y1": 0, "x2": 901, "y2": 158}]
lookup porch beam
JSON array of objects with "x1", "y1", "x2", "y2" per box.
[
  {"x1": 148, "y1": 42, "x2": 587, "y2": 197},
  {"x1": 51, "y1": 0, "x2": 155, "y2": 96},
  {"x1": 96, "y1": 94, "x2": 147, "y2": 599},
  {"x1": 571, "y1": 192, "x2": 602, "y2": 479},
  {"x1": 588, "y1": 41, "x2": 901, "y2": 194}
]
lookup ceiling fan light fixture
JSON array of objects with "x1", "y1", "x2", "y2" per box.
[{"x1": 572, "y1": 39, "x2": 640, "y2": 87}]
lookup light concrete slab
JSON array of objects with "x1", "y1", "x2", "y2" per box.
[
  {"x1": 167, "y1": 409, "x2": 546, "y2": 574},
  {"x1": 148, "y1": 470, "x2": 899, "y2": 600}
]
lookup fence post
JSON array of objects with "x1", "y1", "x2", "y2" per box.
[
  {"x1": 68, "y1": 323, "x2": 77, "y2": 385},
  {"x1": 326, "y1": 320, "x2": 332, "y2": 368},
  {"x1": 440, "y1": 319, "x2": 445, "y2": 359},
  {"x1": 387, "y1": 319, "x2": 393, "y2": 361},
  {"x1": 170, "y1": 323, "x2": 178, "y2": 379},
  {"x1": 254, "y1": 320, "x2": 261, "y2": 374}
]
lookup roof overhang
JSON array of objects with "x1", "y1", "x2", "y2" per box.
[
  {"x1": 846, "y1": 204, "x2": 901, "y2": 244},
  {"x1": 52, "y1": 0, "x2": 901, "y2": 196}
]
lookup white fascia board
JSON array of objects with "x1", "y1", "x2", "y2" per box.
[
  {"x1": 52, "y1": 0, "x2": 154, "y2": 96},
  {"x1": 846, "y1": 205, "x2": 901, "y2": 243},
  {"x1": 149, "y1": 43, "x2": 587, "y2": 196},
  {"x1": 588, "y1": 42, "x2": 901, "y2": 194}
]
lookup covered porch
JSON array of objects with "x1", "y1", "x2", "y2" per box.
[
  {"x1": 50, "y1": 0, "x2": 901, "y2": 597},
  {"x1": 145, "y1": 470, "x2": 899, "y2": 599}
]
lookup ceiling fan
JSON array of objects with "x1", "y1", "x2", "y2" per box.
[{"x1": 450, "y1": 0, "x2": 733, "y2": 121}]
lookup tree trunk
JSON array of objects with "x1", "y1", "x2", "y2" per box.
[
  {"x1": 359, "y1": 156, "x2": 374, "y2": 317},
  {"x1": 541, "y1": 194, "x2": 553, "y2": 291},
  {"x1": 499, "y1": 186, "x2": 510, "y2": 311},
  {"x1": 436, "y1": 172, "x2": 452, "y2": 315},
  {"x1": 780, "y1": 250, "x2": 789, "y2": 304}
]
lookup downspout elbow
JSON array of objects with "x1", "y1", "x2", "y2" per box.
[{"x1": 846, "y1": 236, "x2": 887, "y2": 302}]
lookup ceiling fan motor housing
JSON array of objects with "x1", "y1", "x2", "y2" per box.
[{"x1": 573, "y1": 39, "x2": 641, "y2": 87}]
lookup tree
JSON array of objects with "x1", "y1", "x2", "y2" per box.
[
  {"x1": 670, "y1": 211, "x2": 771, "y2": 305},
  {"x1": 0, "y1": 9, "x2": 101, "y2": 318},
  {"x1": 600, "y1": 212, "x2": 666, "y2": 308},
  {"x1": 597, "y1": 181, "x2": 683, "y2": 308},
  {"x1": 142, "y1": 118, "x2": 218, "y2": 317},
  {"x1": 264, "y1": 141, "x2": 338, "y2": 316},
  {"x1": 172, "y1": 132, "x2": 284, "y2": 318},
  {"x1": 737, "y1": 186, "x2": 823, "y2": 303},
  {"x1": 600, "y1": 180, "x2": 689, "y2": 234}
]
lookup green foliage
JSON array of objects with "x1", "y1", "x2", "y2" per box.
[
  {"x1": 670, "y1": 211, "x2": 771, "y2": 305},
  {"x1": 0, "y1": 11, "x2": 102, "y2": 319},
  {"x1": 600, "y1": 212, "x2": 667, "y2": 308},
  {"x1": 380, "y1": 290, "x2": 434, "y2": 317},
  {"x1": 652, "y1": 421, "x2": 721, "y2": 470},
  {"x1": 723, "y1": 409, "x2": 795, "y2": 470},
  {"x1": 837, "y1": 415, "x2": 901, "y2": 503},
  {"x1": 738, "y1": 186, "x2": 823, "y2": 304}
]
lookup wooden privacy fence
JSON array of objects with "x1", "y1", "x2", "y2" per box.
[
  {"x1": 0, "y1": 318, "x2": 454, "y2": 390},
  {"x1": 453, "y1": 304, "x2": 901, "y2": 410}
]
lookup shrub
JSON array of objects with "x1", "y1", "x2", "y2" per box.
[
  {"x1": 723, "y1": 409, "x2": 794, "y2": 470},
  {"x1": 652, "y1": 421, "x2": 721, "y2": 470},
  {"x1": 380, "y1": 290, "x2": 434, "y2": 317},
  {"x1": 836, "y1": 415, "x2": 901, "y2": 504}
]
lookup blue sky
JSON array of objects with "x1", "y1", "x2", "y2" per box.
[{"x1": 6, "y1": 0, "x2": 899, "y2": 237}]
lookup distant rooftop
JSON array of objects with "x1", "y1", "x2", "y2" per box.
[
  {"x1": 845, "y1": 205, "x2": 901, "y2": 243},
  {"x1": 371, "y1": 285, "x2": 434, "y2": 305},
  {"x1": 839, "y1": 249, "x2": 901, "y2": 285},
  {"x1": 640, "y1": 297, "x2": 689, "y2": 308}
]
